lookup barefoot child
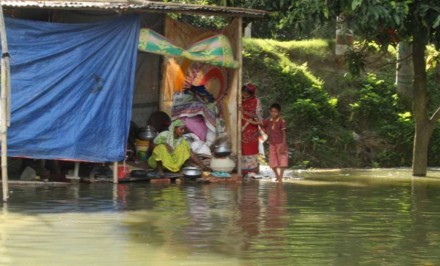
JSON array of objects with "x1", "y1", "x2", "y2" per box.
[{"x1": 263, "y1": 103, "x2": 288, "y2": 182}]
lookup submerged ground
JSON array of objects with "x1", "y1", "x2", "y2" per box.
[{"x1": 1, "y1": 169, "x2": 440, "y2": 265}]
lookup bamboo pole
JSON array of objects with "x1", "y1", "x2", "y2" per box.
[
  {"x1": 73, "y1": 162, "x2": 80, "y2": 178},
  {"x1": 0, "y1": 5, "x2": 10, "y2": 202},
  {"x1": 236, "y1": 17, "x2": 243, "y2": 176},
  {"x1": 113, "y1": 161, "x2": 118, "y2": 184}
]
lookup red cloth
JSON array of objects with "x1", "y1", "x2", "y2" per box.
[
  {"x1": 263, "y1": 117, "x2": 286, "y2": 144},
  {"x1": 244, "y1": 83, "x2": 256, "y2": 94},
  {"x1": 269, "y1": 143, "x2": 288, "y2": 168},
  {"x1": 241, "y1": 97, "x2": 259, "y2": 156}
]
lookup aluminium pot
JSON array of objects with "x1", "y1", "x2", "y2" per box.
[
  {"x1": 214, "y1": 144, "x2": 232, "y2": 157},
  {"x1": 182, "y1": 166, "x2": 202, "y2": 178},
  {"x1": 137, "y1": 125, "x2": 157, "y2": 141}
]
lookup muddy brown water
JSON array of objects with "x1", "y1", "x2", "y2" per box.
[{"x1": 1, "y1": 168, "x2": 440, "y2": 265}]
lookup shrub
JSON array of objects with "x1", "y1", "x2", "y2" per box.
[{"x1": 243, "y1": 39, "x2": 354, "y2": 168}]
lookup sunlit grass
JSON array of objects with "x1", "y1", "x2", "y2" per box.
[
  {"x1": 243, "y1": 38, "x2": 332, "y2": 60},
  {"x1": 243, "y1": 38, "x2": 325, "y2": 86}
]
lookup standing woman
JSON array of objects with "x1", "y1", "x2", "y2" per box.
[{"x1": 241, "y1": 83, "x2": 263, "y2": 176}]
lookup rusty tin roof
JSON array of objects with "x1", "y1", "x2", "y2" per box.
[{"x1": 1, "y1": 0, "x2": 268, "y2": 17}]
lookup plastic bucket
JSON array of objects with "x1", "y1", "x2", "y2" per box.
[
  {"x1": 135, "y1": 140, "x2": 149, "y2": 152},
  {"x1": 137, "y1": 151, "x2": 147, "y2": 160},
  {"x1": 135, "y1": 140, "x2": 149, "y2": 161}
]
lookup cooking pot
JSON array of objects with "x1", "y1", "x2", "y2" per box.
[
  {"x1": 182, "y1": 166, "x2": 202, "y2": 178},
  {"x1": 137, "y1": 125, "x2": 157, "y2": 141},
  {"x1": 214, "y1": 143, "x2": 232, "y2": 157},
  {"x1": 210, "y1": 157, "x2": 235, "y2": 173}
]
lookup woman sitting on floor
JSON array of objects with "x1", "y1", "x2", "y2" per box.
[{"x1": 148, "y1": 119, "x2": 205, "y2": 177}]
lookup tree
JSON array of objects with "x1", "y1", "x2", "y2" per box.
[
  {"x1": 244, "y1": 0, "x2": 440, "y2": 176},
  {"x1": 345, "y1": 1, "x2": 440, "y2": 177}
]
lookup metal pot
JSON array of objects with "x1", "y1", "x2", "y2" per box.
[
  {"x1": 137, "y1": 125, "x2": 157, "y2": 141},
  {"x1": 182, "y1": 167, "x2": 202, "y2": 178},
  {"x1": 214, "y1": 143, "x2": 232, "y2": 157}
]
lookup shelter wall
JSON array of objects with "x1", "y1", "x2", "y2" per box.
[
  {"x1": 6, "y1": 9, "x2": 164, "y2": 128},
  {"x1": 52, "y1": 11, "x2": 165, "y2": 127}
]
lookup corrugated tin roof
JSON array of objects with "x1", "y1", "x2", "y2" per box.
[{"x1": 1, "y1": 1, "x2": 268, "y2": 17}]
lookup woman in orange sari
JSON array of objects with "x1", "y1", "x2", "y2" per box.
[{"x1": 241, "y1": 83, "x2": 263, "y2": 176}]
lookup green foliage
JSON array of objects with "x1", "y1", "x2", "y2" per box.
[
  {"x1": 426, "y1": 64, "x2": 440, "y2": 113},
  {"x1": 341, "y1": 72, "x2": 440, "y2": 167},
  {"x1": 162, "y1": 0, "x2": 231, "y2": 29},
  {"x1": 164, "y1": 0, "x2": 440, "y2": 46},
  {"x1": 243, "y1": 38, "x2": 356, "y2": 168},
  {"x1": 349, "y1": 74, "x2": 396, "y2": 129},
  {"x1": 345, "y1": 48, "x2": 366, "y2": 76},
  {"x1": 348, "y1": 74, "x2": 414, "y2": 166},
  {"x1": 243, "y1": 38, "x2": 440, "y2": 168},
  {"x1": 377, "y1": 111, "x2": 414, "y2": 167}
]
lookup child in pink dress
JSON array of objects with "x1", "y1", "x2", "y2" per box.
[{"x1": 263, "y1": 103, "x2": 288, "y2": 182}]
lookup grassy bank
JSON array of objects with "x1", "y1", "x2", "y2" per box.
[{"x1": 243, "y1": 38, "x2": 440, "y2": 168}]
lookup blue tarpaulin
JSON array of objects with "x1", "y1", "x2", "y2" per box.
[{"x1": 4, "y1": 15, "x2": 140, "y2": 162}]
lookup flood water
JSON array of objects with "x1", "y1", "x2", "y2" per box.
[{"x1": 1, "y1": 168, "x2": 440, "y2": 265}]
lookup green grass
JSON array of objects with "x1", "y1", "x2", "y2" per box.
[{"x1": 243, "y1": 38, "x2": 324, "y2": 86}]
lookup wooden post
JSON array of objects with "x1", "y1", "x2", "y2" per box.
[
  {"x1": 113, "y1": 161, "x2": 118, "y2": 184},
  {"x1": 236, "y1": 17, "x2": 243, "y2": 176},
  {"x1": 73, "y1": 162, "x2": 80, "y2": 178},
  {"x1": 0, "y1": 5, "x2": 10, "y2": 202}
]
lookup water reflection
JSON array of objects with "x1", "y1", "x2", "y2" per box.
[
  {"x1": 1, "y1": 170, "x2": 440, "y2": 265},
  {"x1": 1, "y1": 204, "x2": 10, "y2": 265},
  {"x1": 239, "y1": 182, "x2": 261, "y2": 251},
  {"x1": 265, "y1": 184, "x2": 288, "y2": 239}
]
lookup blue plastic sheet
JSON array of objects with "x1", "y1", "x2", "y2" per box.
[{"x1": 4, "y1": 15, "x2": 140, "y2": 162}]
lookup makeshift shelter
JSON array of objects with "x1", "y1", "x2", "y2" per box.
[{"x1": 0, "y1": 1, "x2": 267, "y2": 195}]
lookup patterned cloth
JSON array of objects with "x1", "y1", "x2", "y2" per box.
[
  {"x1": 138, "y1": 29, "x2": 239, "y2": 69},
  {"x1": 172, "y1": 91, "x2": 218, "y2": 131},
  {"x1": 148, "y1": 141, "x2": 191, "y2": 173},
  {"x1": 241, "y1": 96, "x2": 262, "y2": 155},
  {"x1": 241, "y1": 91, "x2": 262, "y2": 174},
  {"x1": 138, "y1": 28, "x2": 183, "y2": 57},
  {"x1": 241, "y1": 155, "x2": 260, "y2": 174}
]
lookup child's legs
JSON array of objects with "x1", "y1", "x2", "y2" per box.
[
  {"x1": 269, "y1": 144, "x2": 283, "y2": 180},
  {"x1": 271, "y1": 167, "x2": 280, "y2": 179},
  {"x1": 269, "y1": 144, "x2": 279, "y2": 168},
  {"x1": 274, "y1": 143, "x2": 289, "y2": 181},
  {"x1": 273, "y1": 167, "x2": 283, "y2": 182},
  {"x1": 279, "y1": 167, "x2": 286, "y2": 181},
  {"x1": 279, "y1": 146, "x2": 289, "y2": 176}
]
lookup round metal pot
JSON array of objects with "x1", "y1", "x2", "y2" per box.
[
  {"x1": 137, "y1": 125, "x2": 157, "y2": 141},
  {"x1": 214, "y1": 144, "x2": 232, "y2": 157},
  {"x1": 214, "y1": 151, "x2": 231, "y2": 157},
  {"x1": 182, "y1": 167, "x2": 202, "y2": 178}
]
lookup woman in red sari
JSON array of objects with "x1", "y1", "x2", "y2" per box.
[{"x1": 241, "y1": 83, "x2": 263, "y2": 175}]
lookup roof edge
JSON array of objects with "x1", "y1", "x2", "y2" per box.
[{"x1": 1, "y1": 1, "x2": 269, "y2": 18}]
